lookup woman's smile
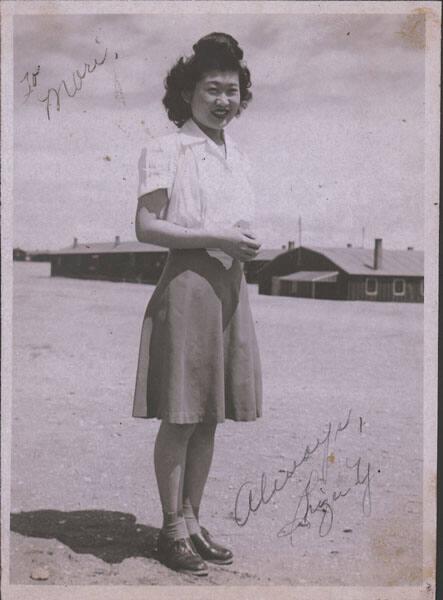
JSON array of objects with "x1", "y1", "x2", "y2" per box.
[{"x1": 212, "y1": 108, "x2": 229, "y2": 118}]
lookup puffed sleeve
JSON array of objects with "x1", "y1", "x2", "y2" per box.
[{"x1": 137, "y1": 136, "x2": 177, "y2": 200}]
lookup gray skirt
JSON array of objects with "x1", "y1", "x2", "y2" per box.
[{"x1": 132, "y1": 248, "x2": 263, "y2": 423}]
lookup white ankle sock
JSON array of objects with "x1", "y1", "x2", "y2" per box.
[
  {"x1": 162, "y1": 511, "x2": 188, "y2": 541},
  {"x1": 183, "y1": 498, "x2": 201, "y2": 536}
]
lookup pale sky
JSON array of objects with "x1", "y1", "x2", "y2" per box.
[{"x1": 13, "y1": 12, "x2": 425, "y2": 251}]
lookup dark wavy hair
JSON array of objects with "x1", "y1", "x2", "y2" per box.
[{"x1": 162, "y1": 32, "x2": 252, "y2": 127}]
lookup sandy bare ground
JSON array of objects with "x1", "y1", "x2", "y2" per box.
[{"x1": 9, "y1": 261, "x2": 423, "y2": 586}]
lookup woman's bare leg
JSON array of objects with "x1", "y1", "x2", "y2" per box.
[
  {"x1": 182, "y1": 423, "x2": 217, "y2": 534},
  {"x1": 154, "y1": 420, "x2": 196, "y2": 540}
]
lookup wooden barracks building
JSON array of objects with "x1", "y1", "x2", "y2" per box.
[
  {"x1": 37, "y1": 236, "x2": 423, "y2": 303},
  {"x1": 258, "y1": 239, "x2": 424, "y2": 303},
  {"x1": 49, "y1": 237, "x2": 168, "y2": 284},
  {"x1": 46, "y1": 236, "x2": 281, "y2": 285}
]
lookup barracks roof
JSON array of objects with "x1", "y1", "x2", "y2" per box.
[
  {"x1": 51, "y1": 241, "x2": 166, "y2": 255},
  {"x1": 306, "y1": 246, "x2": 424, "y2": 277},
  {"x1": 49, "y1": 241, "x2": 283, "y2": 260}
]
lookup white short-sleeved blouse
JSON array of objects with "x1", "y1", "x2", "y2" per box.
[{"x1": 137, "y1": 118, "x2": 256, "y2": 233}]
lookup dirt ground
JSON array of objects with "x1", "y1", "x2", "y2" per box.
[{"x1": 9, "y1": 261, "x2": 424, "y2": 586}]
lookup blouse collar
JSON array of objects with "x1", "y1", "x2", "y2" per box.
[{"x1": 179, "y1": 118, "x2": 236, "y2": 158}]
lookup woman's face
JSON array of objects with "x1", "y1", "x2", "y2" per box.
[{"x1": 186, "y1": 70, "x2": 241, "y2": 134}]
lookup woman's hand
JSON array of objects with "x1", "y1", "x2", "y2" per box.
[{"x1": 214, "y1": 226, "x2": 262, "y2": 262}]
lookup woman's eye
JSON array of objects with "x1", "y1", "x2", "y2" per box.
[{"x1": 205, "y1": 86, "x2": 239, "y2": 97}]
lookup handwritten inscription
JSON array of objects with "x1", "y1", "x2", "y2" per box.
[
  {"x1": 277, "y1": 457, "x2": 371, "y2": 542},
  {"x1": 20, "y1": 65, "x2": 41, "y2": 102},
  {"x1": 234, "y1": 410, "x2": 374, "y2": 541},
  {"x1": 20, "y1": 48, "x2": 108, "y2": 120}
]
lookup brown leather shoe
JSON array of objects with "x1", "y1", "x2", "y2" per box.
[
  {"x1": 190, "y1": 526, "x2": 233, "y2": 565},
  {"x1": 157, "y1": 531, "x2": 209, "y2": 576}
]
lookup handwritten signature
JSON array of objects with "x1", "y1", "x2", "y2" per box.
[
  {"x1": 234, "y1": 409, "x2": 374, "y2": 540},
  {"x1": 20, "y1": 47, "x2": 108, "y2": 120},
  {"x1": 276, "y1": 457, "x2": 371, "y2": 542}
]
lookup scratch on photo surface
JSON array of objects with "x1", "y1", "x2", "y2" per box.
[{"x1": 112, "y1": 59, "x2": 126, "y2": 108}]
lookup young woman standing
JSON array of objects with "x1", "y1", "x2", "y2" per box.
[{"x1": 133, "y1": 32, "x2": 263, "y2": 576}]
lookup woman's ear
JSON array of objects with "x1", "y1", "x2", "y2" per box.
[{"x1": 181, "y1": 89, "x2": 192, "y2": 104}]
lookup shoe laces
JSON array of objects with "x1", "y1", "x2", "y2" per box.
[{"x1": 174, "y1": 538, "x2": 194, "y2": 555}]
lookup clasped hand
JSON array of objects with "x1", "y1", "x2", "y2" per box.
[{"x1": 216, "y1": 226, "x2": 262, "y2": 262}]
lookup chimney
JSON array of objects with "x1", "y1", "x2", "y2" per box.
[
  {"x1": 288, "y1": 240, "x2": 295, "y2": 251},
  {"x1": 73, "y1": 237, "x2": 78, "y2": 248},
  {"x1": 373, "y1": 238, "x2": 383, "y2": 270},
  {"x1": 347, "y1": 243, "x2": 352, "y2": 248},
  {"x1": 407, "y1": 246, "x2": 414, "y2": 251},
  {"x1": 114, "y1": 235, "x2": 120, "y2": 247}
]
